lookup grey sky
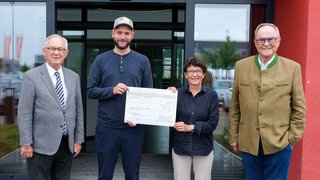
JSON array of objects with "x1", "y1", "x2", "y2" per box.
[
  {"x1": 194, "y1": 4, "x2": 250, "y2": 42},
  {"x1": 0, "y1": 2, "x2": 46, "y2": 66}
]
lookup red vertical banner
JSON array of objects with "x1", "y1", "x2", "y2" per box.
[
  {"x1": 4, "y1": 35, "x2": 11, "y2": 60},
  {"x1": 16, "y1": 34, "x2": 23, "y2": 60}
]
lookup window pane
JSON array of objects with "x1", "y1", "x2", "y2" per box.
[
  {"x1": 87, "y1": 30, "x2": 111, "y2": 39},
  {"x1": 0, "y1": 2, "x2": 46, "y2": 159},
  {"x1": 195, "y1": 4, "x2": 250, "y2": 42},
  {"x1": 135, "y1": 30, "x2": 171, "y2": 40},
  {"x1": 57, "y1": 8, "x2": 82, "y2": 21},
  {"x1": 194, "y1": 3, "x2": 250, "y2": 177},
  {"x1": 87, "y1": 29, "x2": 172, "y2": 40},
  {"x1": 65, "y1": 42, "x2": 83, "y2": 77},
  {"x1": 88, "y1": 9, "x2": 172, "y2": 22},
  {"x1": 178, "y1": 9, "x2": 185, "y2": 23}
]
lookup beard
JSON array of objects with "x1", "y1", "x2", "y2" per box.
[{"x1": 114, "y1": 39, "x2": 131, "y2": 50}]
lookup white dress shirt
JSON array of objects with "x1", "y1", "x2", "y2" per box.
[
  {"x1": 46, "y1": 63, "x2": 68, "y2": 103},
  {"x1": 258, "y1": 54, "x2": 276, "y2": 71}
]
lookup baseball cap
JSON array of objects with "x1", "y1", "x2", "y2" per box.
[{"x1": 113, "y1": 16, "x2": 133, "y2": 30}]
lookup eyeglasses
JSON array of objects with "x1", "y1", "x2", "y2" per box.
[
  {"x1": 186, "y1": 69, "x2": 203, "y2": 75},
  {"x1": 255, "y1": 37, "x2": 279, "y2": 45},
  {"x1": 46, "y1": 47, "x2": 66, "y2": 53}
]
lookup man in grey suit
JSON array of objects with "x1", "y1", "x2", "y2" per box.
[{"x1": 17, "y1": 34, "x2": 84, "y2": 180}]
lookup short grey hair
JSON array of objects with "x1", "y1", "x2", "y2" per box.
[
  {"x1": 254, "y1": 23, "x2": 281, "y2": 38},
  {"x1": 43, "y1": 34, "x2": 68, "y2": 49}
]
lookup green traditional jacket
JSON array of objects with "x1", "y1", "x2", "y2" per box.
[{"x1": 229, "y1": 54, "x2": 306, "y2": 155}]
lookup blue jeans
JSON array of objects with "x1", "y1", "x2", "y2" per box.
[
  {"x1": 241, "y1": 142, "x2": 293, "y2": 180},
  {"x1": 96, "y1": 125, "x2": 144, "y2": 180}
]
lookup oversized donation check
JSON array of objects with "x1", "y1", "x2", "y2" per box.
[{"x1": 124, "y1": 87, "x2": 178, "y2": 127}]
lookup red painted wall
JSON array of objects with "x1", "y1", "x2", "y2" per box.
[{"x1": 275, "y1": 0, "x2": 320, "y2": 179}]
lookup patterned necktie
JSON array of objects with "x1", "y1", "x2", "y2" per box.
[{"x1": 54, "y1": 71, "x2": 67, "y2": 135}]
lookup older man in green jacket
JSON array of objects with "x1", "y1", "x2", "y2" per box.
[{"x1": 229, "y1": 23, "x2": 306, "y2": 180}]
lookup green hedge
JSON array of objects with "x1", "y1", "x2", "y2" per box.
[{"x1": 0, "y1": 124, "x2": 19, "y2": 158}]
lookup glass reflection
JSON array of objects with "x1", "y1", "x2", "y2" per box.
[
  {"x1": 0, "y1": 2, "x2": 46, "y2": 160},
  {"x1": 194, "y1": 4, "x2": 250, "y2": 177}
]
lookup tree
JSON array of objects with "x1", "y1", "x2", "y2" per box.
[
  {"x1": 203, "y1": 36, "x2": 240, "y2": 70},
  {"x1": 20, "y1": 63, "x2": 30, "y2": 72},
  {"x1": 202, "y1": 50, "x2": 215, "y2": 68},
  {"x1": 214, "y1": 36, "x2": 240, "y2": 69},
  {"x1": 0, "y1": 58, "x2": 3, "y2": 70}
]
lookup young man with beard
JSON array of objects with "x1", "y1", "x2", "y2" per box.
[{"x1": 87, "y1": 16, "x2": 153, "y2": 180}]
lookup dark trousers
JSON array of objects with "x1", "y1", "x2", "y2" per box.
[
  {"x1": 27, "y1": 136, "x2": 73, "y2": 180},
  {"x1": 241, "y1": 142, "x2": 293, "y2": 180},
  {"x1": 96, "y1": 125, "x2": 144, "y2": 180}
]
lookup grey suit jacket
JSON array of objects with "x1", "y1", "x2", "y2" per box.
[{"x1": 18, "y1": 63, "x2": 84, "y2": 155}]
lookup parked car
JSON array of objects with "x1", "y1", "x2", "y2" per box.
[
  {"x1": 212, "y1": 79, "x2": 233, "y2": 103},
  {"x1": 224, "y1": 88, "x2": 232, "y2": 111},
  {"x1": 0, "y1": 74, "x2": 22, "y2": 106},
  {"x1": 8, "y1": 80, "x2": 22, "y2": 98},
  {"x1": 0, "y1": 88, "x2": 4, "y2": 105}
]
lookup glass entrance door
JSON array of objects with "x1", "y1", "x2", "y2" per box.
[
  {"x1": 57, "y1": 4, "x2": 186, "y2": 154},
  {"x1": 85, "y1": 39, "x2": 184, "y2": 154}
]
